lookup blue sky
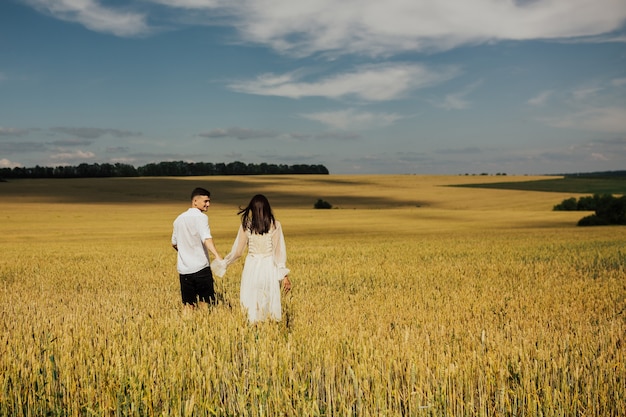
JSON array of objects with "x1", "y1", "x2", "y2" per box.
[{"x1": 1, "y1": 0, "x2": 625, "y2": 175}]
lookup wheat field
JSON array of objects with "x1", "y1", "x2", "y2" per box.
[{"x1": 0, "y1": 175, "x2": 624, "y2": 416}]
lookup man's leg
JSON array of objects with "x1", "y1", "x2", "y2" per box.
[
  {"x1": 191, "y1": 266, "x2": 215, "y2": 305},
  {"x1": 180, "y1": 274, "x2": 198, "y2": 305}
]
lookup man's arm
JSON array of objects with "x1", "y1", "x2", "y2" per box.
[{"x1": 203, "y1": 238, "x2": 222, "y2": 261}]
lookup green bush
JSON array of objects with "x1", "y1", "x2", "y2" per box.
[
  {"x1": 314, "y1": 199, "x2": 332, "y2": 209},
  {"x1": 577, "y1": 215, "x2": 611, "y2": 226},
  {"x1": 594, "y1": 194, "x2": 626, "y2": 225},
  {"x1": 554, "y1": 197, "x2": 578, "y2": 211},
  {"x1": 576, "y1": 195, "x2": 597, "y2": 211},
  {"x1": 574, "y1": 194, "x2": 626, "y2": 226},
  {"x1": 554, "y1": 194, "x2": 603, "y2": 211}
]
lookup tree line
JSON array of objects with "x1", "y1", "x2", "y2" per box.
[{"x1": 0, "y1": 161, "x2": 329, "y2": 179}]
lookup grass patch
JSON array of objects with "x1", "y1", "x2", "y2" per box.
[{"x1": 450, "y1": 177, "x2": 626, "y2": 194}]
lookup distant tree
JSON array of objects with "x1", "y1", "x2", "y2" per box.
[
  {"x1": 314, "y1": 199, "x2": 332, "y2": 209},
  {"x1": 114, "y1": 163, "x2": 138, "y2": 177},
  {"x1": 225, "y1": 161, "x2": 248, "y2": 175},
  {"x1": 53, "y1": 165, "x2": 74, "y2": 178}
]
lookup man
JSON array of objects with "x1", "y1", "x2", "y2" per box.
[{"x1": 171, "y1": 187, "x2": 222, "y2": 306}]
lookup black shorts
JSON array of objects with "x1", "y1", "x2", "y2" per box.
[{"x1": 179, "y1": 266, "x2": 215, "y2": 305}]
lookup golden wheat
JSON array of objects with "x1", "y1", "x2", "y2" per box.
[{"x1": 0, "y1": 175, "x2": 623, "y2": 416}]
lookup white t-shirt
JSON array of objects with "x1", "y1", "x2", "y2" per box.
[{"x1": 171, "y1": 208, "x2": 213, "y2": 274}]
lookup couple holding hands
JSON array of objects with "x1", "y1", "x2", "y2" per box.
[{"x1": 171, "y1": 188, "x2": 291, "y2": 324}]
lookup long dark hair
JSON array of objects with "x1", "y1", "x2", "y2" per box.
[{"x1": 238, "y1": 194, "x2": 275, "y2": 235}]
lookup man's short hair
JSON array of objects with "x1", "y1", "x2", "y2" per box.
[{"x1": 191, "y1": 187, "x2": 211, "y2": 200}]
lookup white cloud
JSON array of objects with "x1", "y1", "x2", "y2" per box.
[
  {"x1": 543, "y1": 107, "x2": 626, "y2": 133},
  {"x1": 558, "y1": 33, "x2": 626, "y2": 44},
  {"x1": 0, "y1": 158, "x2": 23, "y2": 168},
  {"x1": 50, "y1": 127, "x2": 140, "y2": 139},
  {"x1": 312, "y1": 132, "x2": 360, "y2": 140},
  {"x1": 23, "y1": 0, "x2": 626, "y2": 55},
  {"x1": 572, "y1": 87, "x2": 602, "y2": 101},
  {"x1": 434, "y1": 80, "x2": 483, "y2": 110},
  {"x1": 301, "y1": 108, "x2": 404, "y2": 130},
  {"x1": 149, "y1": 0, "x2": 226, "y2": 8},
  {"x1": 197, "y1": 127, "x2": 279, "y2": 139},
  {"x1": 611, "y1": 78, "x2": 626, "y2": 87},
  {"x1": 0, "y1": 127, "x2": 31, "y2": 136},
  {"x1": 437, "y1": 94, "x2": 471, "y2": 110},
  {"x1": 230, "y1": 63, "x2": 459, "y2": 101},
  {"x1": 436, "y1": 146, "x2": 482, "y2": 155},
  {"x1": 591, "y1": 153, "x2": 609, "y2": 161},
  {"x1": 22, "y1": 0, "x2": 150, "y2": 37},
  {"x1": 153, "y1": 0, "x2": 626, "y2": 56},
  {"x1": 527, "y1": 90, "x2": 553, "y2": 106},
  {"x1": 49, "y1": 138, "x2": 93, "y2": 146},
  {"x1": 50, "y1": 150, "x2": 96, "y2": 161}
]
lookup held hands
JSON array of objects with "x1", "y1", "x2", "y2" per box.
[{"x1": 211, "y1": 259, "x2": 227, "y2": 278}]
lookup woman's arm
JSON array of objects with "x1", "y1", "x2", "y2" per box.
[
  {"x1": 223, "y1": 224, "x2": 248, "y2": 266},
  {"x1": 272, "y1": 221, "x2": 290, "y2": 280}
]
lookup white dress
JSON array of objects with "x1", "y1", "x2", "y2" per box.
[{"x1": 213, "y1": 221, "x2": 289, "y2": 323}]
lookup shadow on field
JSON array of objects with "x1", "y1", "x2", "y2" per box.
[{"x1": 0, "y1": 176, "x2": 422, "y2": 209}]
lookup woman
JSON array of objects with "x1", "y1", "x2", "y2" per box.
[{"x1": 213, "y1": 194, "x2": 291, "y2": 323}]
